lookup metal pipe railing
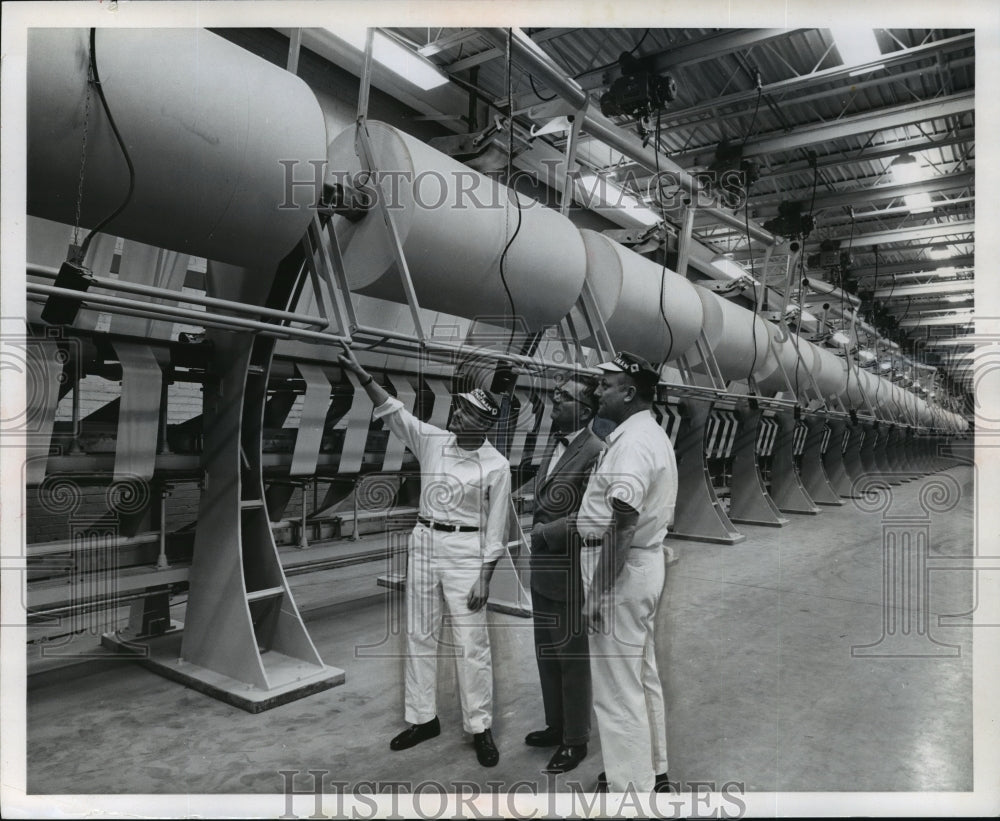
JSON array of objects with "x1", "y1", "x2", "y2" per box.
[{"x1": 28, "y1": 263, "x2": 327, "y2": 327}]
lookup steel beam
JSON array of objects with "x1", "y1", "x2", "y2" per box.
[
  {"x1": 874, "y1": 281, "x2": 975, "y2": 299},
  {"x1": 622, "y1": 130, "x2": 974, "y2": 181},
  {"x1": 656, "y1": 33, "x2": 973, "y2": 133},
  {"x1": 748, "y1": 171, "x2": 974, "y2": 213},
  {"x1": 851, "y1": 256, "x2": 974, "y2": 279},
  {"x1": 446, "y1": 27, "x2": 571, "y2": 73},
  {"x1": 669, "y1": 90, "x2": 975, "y2": 163},
  {"x1": 824, "y1": 220, "x2": 974, "y2": 248},
  {"x1": 899, "y1": 313, "x2": 974, "y2": 328}
]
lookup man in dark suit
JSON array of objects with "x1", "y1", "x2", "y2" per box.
[{"x1": 525, "y1": 375, "x2": 604, "y2": 775}]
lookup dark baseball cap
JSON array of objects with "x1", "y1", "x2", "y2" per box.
[{"x1": 597, "y1": 351, "x2": 660, "y2": 386}]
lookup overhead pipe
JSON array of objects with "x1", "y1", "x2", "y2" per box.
[{"x1": 478, "y1": 27, "x2": 779, "y2": 246}]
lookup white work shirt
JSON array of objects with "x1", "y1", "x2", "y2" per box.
[
  {"x1": 373, "y1": 396, "x2": 512, "y2": 563},
  {"x1": 576, "y1": 409, "x2": 677, "y2": 549},
  {"x1": 545, "y1": 427, "x2": 587, "y2": 478}
]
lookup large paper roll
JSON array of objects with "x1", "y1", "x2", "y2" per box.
[
  {"x1": 754, "y1": 322, "x2": 817, "y2": 395},
  {"x1": 687, "y1": 286, "x2": 768, "y2": 382},
  {"x1": 575, "y1": 230, "x2": 703, "y2": 363},
  {"x1": 328, "y1": 121, "x2": 587, "y2": 331},
  {"x1": 810, "y1": 344, "x2": 849, "y2": 401},
  {"x1": 27, "y1": 28, "x2": 326, "y2": 269}
]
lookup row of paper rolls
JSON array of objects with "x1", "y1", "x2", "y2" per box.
[
  {"x1": 327, "y1": 122, "x2": 964, "y2": 432},
  {"x1": 24, "y1": 29, "x2": 965, "y2": 432}
]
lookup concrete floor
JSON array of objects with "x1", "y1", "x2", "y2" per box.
[{"x1": 26, "y1": 465, "x2": 975, "y2": 798}]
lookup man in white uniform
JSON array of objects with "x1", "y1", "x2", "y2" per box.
[
  {"x1": 536, "y1": 351, "x2": 676, "y2": 792},
  {"x1": 338, "y1": 343, "x2": 511, "y2": 768}
]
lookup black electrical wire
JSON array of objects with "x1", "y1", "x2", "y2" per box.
[
  {"x1": 744, "y1": 198, "x2": 760, "y2": 389},
  {"x1": 528, "y1": 73, "x2": 557, "y2": 102},
  {"x1": 77, "y1": 28, "x2": 136, "y2": 263},
  {"x1": 740, "y1": 84, "x2": 764, "y2": 149},
  {"x1": 497, "y1": 28, "x2": 522, "y2": 352},
  {"x1": 653, "y1": 108, "x2": 675, "y2": 363}
]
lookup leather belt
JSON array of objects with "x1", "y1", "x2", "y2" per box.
[{"x1": 418, "y1": 516, "x2": 479, "y2": 533}]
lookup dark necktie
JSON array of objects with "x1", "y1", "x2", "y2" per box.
[{"x1": 554, "y1": 435, "x2": 569, "y2": 448}]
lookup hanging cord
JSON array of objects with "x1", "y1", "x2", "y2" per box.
[
  {"x1": 744, "y1": 198, "x2": 760, "y2": 388},
  {"x1": 72, "y1": 60, "x2": 94, "y2": 255},
  {"x1": 740, "y1": 78, "x2": 764, "y2": 150},
  {"x1": 528, "y1": 74, "x2": 556, "y2": 102},
  {"x1": 794, "y1": 250, "x2": 809, "y2": 399},
  {"x1": 653, "y1": 108, "x2": 675, "y2": 363},
  {"x1": 530, "y1": 28, "x2": 652, "y2": 102},
  {"x1": 75, "y1": 27, "x2": 136, "y2": 264},
  {"x1": 497, "y1": 28, "x2": 523, "y2": 352}
]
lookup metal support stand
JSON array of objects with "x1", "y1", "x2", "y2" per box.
[
  {"x1": 104, "y1": 331, "x2": 344, "y2": 711},
  {"x1": 728, "y1": 401, "x2": 787, "y2": 527},
  {"x1": 769, "y1": 410, "x2": 820, "y2": 514},
  {"x1": 873, "y1": 423, "x2": 901, "y2": 484},
  {"x1": 859, "y1": 421, "x2": 879, "y2": 477},
  {"x1": 299, "y1": 481, "x2": 311, "y2": 550},
  {"x1": 156, "y1": 483, "x2": 172, "y2": 570},
  {"x1": 668, "y1": 397, "x2": 746, "y2": 544},
  {"x1": 799, "y1": 416, "x2": 843, "y2": 506},
  {"x1": 157, "y1": 376, "x2": 173, "y2": 455},
  {"x1": 842, "y1": 421, "x2": 867, "y2": 489},
  {"x1": 822, "y1": 418, "x2": 854, "y2": 497},
  {"x1": 69, "y1": 369, "x2": 84, "y2": 454}
]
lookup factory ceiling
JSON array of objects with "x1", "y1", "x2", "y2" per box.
[{"x1": 287, "y1": 26, "x2": 975, "y2": 402}]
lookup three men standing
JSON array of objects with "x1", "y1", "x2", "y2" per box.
[{"x1": 340, "y1": 340, "x2": 675, "y2": 789}]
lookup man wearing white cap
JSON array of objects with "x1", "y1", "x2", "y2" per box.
[
  {"x1": 534, "y1": 351, "x2": 676, "y2": 792},
  {"x1": 338, "y1": 343, "x2": 511, "y2": 768}
]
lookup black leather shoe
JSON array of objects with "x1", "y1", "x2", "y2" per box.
[
  {"x1": 524, "y1": 726, "x2": 562, "y2": 747},
  {"x1": 389, "y1": 717, "x2": 440, "y2": 751},
  {"x1": 543, "y1": 744, "x2": 588, "y2": 774},
  {"x1": 594, "y1": 771, "x2": 608, "y2": 793},
  {"x1": 473, "y1": 729, "x2": 499, "y2": 767},
  {"x1": 654, "y1": 772, "x2": 674, "y2": 793}
]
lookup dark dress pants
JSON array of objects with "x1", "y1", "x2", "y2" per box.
[{"x1": 532, "y1": 586, "x2": 591, "y2": 746}]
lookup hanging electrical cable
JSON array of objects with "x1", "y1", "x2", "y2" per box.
[
  {"x1": 653, "y1": 108, "x2": 675, "y2": 365},
  {"x1": 76, "y1": 27, "x2": 136, "y2": 263},
  {"x1": 744, "y1": 199, "x2": 761, "y2": 390},
  {"x1": 497, "y1": 27, "x2": 523, "y2": 353},
  {"x1": 528, "y1": 73, "x2": 557, "y2": 102}
]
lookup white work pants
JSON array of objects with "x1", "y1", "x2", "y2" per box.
[
  {"x1": 403, "y1": 523, "x2": 493, "y2": 734},
  {"x1": 585, "y1": 545, "x2": 667, "y2": 792}
]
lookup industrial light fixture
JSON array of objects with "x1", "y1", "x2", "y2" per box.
[
  {"x1": 829, "y1": 28, "x2": 882, "y2": 70},
  {"x1": 890, "y1": 153, "x2": 921, "y2": 184},
  {"x1": 332, "y1": 27, "x2": 449, "y2": 90},
  {"x1": 575, "y1": 173, "x2": 661, "y2": 226},
  {"x1": 928, "y1": 248, "x2": 956, "y2": 261},
  {"x1": 945, "y1": 294, "x2": 972, "y2": 302},
  {"x1": 889, "y1": 153, "x2": 934, "y2": 213}
]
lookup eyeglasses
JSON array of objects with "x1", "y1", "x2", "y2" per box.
[{"x1": 552, "y1": 387, "x2": 582, "y2": 404}]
